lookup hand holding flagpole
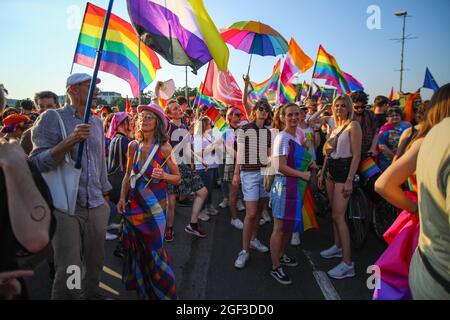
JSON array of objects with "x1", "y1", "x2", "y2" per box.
[{"x1": 75, "y1": 0, "x2": 114, "y2": 169}]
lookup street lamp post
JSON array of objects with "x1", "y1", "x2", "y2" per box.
[{"x1": 395, "y1": 11, "x2": 407, "y2": 92}]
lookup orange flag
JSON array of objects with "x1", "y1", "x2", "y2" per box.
[
  {"x1": 288, "y1": 38, "x2": 314, "y2": 73},
  {"x1": 388, "y1": 87, "x2": 394, "y2": 101}
]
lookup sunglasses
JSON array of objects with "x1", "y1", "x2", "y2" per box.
[
  {"x1": 139, "y1": 114, "x2": 157, "y2": 120},
  {"x1": 256, "y1": 106, "x2": 271, "y2": 112},
  {"x1": 233, "y1": 112, "x2": 243, "y2": 117},
  {"x1": 353, "y1": 106, "x2": 365, "y2": 110}
]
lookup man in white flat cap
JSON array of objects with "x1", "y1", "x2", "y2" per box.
[{"x1": 30, "y1": 73, "x2": 111, "y2": 299}]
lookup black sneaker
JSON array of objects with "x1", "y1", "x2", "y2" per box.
[
  {"x1": 270, "y1": 267, "x2": 292, "y2": 285},
  {"x1": 184, "y1": 224, "x2": 207, "y2": 238},
  {"x1": 280, "y1": 254, "x2": 299, "y2": 267}
]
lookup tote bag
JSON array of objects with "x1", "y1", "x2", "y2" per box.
[{"x1": 41, "y1": 111, "x2": 81, "y2": 215}]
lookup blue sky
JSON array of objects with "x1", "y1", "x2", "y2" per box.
[{"x1": 1, "y1": 0, "x2": 449, "y2": 102}]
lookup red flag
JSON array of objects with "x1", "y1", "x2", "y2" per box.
[
  {"x1": 125, "y1": 96, "x2": 131, "y2": 113},
  {"x1": 202, "y1": 60, "x2": 248, "y2": 119},
  {"x1": 388, "y1": 87, "x2": 394, "y2": 101}
]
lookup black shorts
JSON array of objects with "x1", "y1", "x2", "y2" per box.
[{"x1": 326, "y1": 157, "x2": 352, "y2": 183}]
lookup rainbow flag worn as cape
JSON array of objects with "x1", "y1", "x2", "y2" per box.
[{"x1": 73, "y1": 3, "x2": 160, "y2": 97}]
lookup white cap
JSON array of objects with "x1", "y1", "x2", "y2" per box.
[{"x1": 66, "y1": 73, "x2": 101, "y2": 88}]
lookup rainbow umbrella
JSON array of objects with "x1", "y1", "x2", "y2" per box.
[{"x1": 221, "y1": 20, "x2": 288, "y2": 75}]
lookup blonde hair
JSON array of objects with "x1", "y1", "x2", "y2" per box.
[{"x1": 332, "y1": 94, "x2": 354, "y2": 125}]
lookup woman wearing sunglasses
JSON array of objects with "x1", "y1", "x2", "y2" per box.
[{"x1": 233, "y1": 100, "x2": 272, "y2": 269}]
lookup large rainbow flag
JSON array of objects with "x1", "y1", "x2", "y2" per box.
[
  {"x1": 193, "y1": 90, "x2": 228, "y2": 110},
  {"x1": 312, "y1": 45, "x2": 350, "y2": 94},
  {"x1": 249, "y1": 59, "x2": 281, "y2": 105},
  {"x1": 73, "y1": 3, "x2": 160, "y2": 97},
  {"x1": 127, "y1": 0, "x2": 229, "y2": 73}
]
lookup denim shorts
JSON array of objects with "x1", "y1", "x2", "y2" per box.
[
  {"x1": 326, "y1": 157, "x2": 352, "y2": 183},
  {"x1": 240, "y1": 171, "x2": 269, "y2": 202}
]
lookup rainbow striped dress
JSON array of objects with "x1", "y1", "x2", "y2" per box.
[
  {"x1": 271, "y1": 134, "x2": 318, "y2": 233},
  {"x1": 122, "y1": 143, "x2": 177, "y2": 300}
]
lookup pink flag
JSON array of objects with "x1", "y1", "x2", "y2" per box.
[{"x1": 202, "y1": 60, "x2": 247, "y2": 119}]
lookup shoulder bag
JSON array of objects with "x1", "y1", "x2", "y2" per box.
[{"x1": 41, "y1": 110, "x2": 81, "y2": 215}]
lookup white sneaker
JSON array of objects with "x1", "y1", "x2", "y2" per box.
[
  {"x1": 250, "y1": 238, "x2": 269, "y2": 253},
  {"x1": 320, "y1": 244, "x2": 343, "y2": 259},
  {"x1": 262, "y1": 209, "x2": 271, "y2": 223},
  {"x1": 107, "y1": 223, "x2": 121, "y2": 231},
  {"x1": 237, "y1": 199, "x2": 246, "y2": 211},
  {"x1": 218, "y1": 198, "x2": 229, "y2": 208},
  {"x1": 105, "y1": 232, "x2": 118, "y2": 241},
  {"x1": 207, "y1": 206, "x2": 219, "y2": 216},
  {"x1": 327, "y1": 261, "x2": 355, "y2": 279},
  {"x1": 290, "y1": 232, "x2": 301, "y2": 246},
  {"x1": 230, "y1": 218, "x2": 244, "y2": 230},
  {"x1": 259, "y1": 210, "x2": 271, "y2": 225},
  {"x1": 198, "y1": 210, "x2": 211, "y2": 222},
  {"x1": 234, "y1": 250, "x2": 249, "y2": 269}
]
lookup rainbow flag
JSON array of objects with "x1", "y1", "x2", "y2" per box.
[
  {"x1": 204, "y1": 105, "x2": 228, "y2": 132},
  {"x1": 73, "y1": 3, "x2": 160, "y2": 97},
  {"x1": 279, "y1": 82, "x2": 297, "y2": 104},
  {"x1": 127, "y1": 0, "x2": 229, "y2": 73},
  {"x1": 343, "y1": 72, "x2": 364, "y2": 92},
  {"x1": 193, "y1": 90, "x2": 227, "y2": 110},
  {"x1": 358, "y1": 157, "x2": 381, "y2": 180},
  {"x1": 313, "y1": 45, "x2": 349, "y2": 94},
  {"x1": 249, "y1": 59, "x2": 281, "y2": 104}
]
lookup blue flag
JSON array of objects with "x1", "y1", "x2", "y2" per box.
[{"x1": 423, "y1": 67, "x2": 439, "y2": 92}]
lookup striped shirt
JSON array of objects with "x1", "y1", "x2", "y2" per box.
[{"x1": 236, "y1": 122, "x2": 271, "y2": 172}]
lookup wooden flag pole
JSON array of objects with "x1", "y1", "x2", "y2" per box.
[{"x1": 75, "y1": 0, "x2": 114, "y2": 169}]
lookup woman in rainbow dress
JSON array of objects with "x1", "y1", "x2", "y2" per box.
[
  {"x1": 117, "y1": 104, "x2": 180, "y2": 300},
  {"x1": 269, "y1": 103, "x2": 317, "y2": 285}
]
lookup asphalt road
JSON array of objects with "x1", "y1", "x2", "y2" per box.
[{"x1": 21, "y1": 187, "x2": 387, "y2": 300}]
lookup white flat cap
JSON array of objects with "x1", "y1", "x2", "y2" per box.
[{"x1": 66, "y1": 73, "x2": 101, "y2": 88}]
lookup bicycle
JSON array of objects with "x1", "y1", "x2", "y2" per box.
[
  {"x1": 358, "y1": 155, "x2": 400, "y2": 240},
  {"x1": 346, "y1": 174, "x2": 370, "y2": 249}
]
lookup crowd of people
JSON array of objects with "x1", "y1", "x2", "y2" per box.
[{"x1": 0, "y1": 75, "x2": 448, "y2": 300}]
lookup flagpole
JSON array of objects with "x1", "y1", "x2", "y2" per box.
[
  {"x1": 75, "y1": 0, "x2": 114, "y2": 169},
  {"x1": 138, "y1": 36, "x2": 142, "y2": 105},
  {"x1": 277, "y1": 55, "x2": 284, "y2": 107},
  {"x1": 308, "y1": 46, "x2": 320, "y2": 99},
  {"x1": 194, "y1": 61, "x2": 212, "y2": 110}
]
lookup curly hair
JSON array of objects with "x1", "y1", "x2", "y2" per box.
[
  {"x1": 350, "y1": 91, "x2": 369, "y2": 105},
  {"x1": 249, "y1": 100, "x2": 272, "y2": 126}
]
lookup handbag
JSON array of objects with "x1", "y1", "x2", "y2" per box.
[
  {"x1": 41, "y1": 110, "x2": 81, "y2": 215},
  {"x1": 108, "y1": 136, "x2": 125, "y2": 203},
  {"x1": 263, "y1": 157, "x2": 276, "y2": 192},
  {"x1": 322, "y1": 121, "x2": 351, "y2": 157}
]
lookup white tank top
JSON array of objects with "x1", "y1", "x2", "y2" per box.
[{"x1": 330, "y1": 126, "x2": 352, "y2": 159}]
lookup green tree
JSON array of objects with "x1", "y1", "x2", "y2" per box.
[{"x1": 110, "y1": 97, "x2": 126, "y2": 111}]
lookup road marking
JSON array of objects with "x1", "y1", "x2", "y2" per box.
[
  {"x1": 99, "y1": 281, "x2": 120, "y2": 296},
  {"x1": 103, "y1": 265, "x2": 122, "y2": 280},
  {"x1": 303, "y1": 250, "x2": 341, "y2": 300}
]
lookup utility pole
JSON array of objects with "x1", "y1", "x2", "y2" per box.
[
  {"x1": 392, "y1": 11, "x2": 416, "y2": 93},
  {"x1": 185, "y1": 66, "x2": 188, "y2": 100},
  {"x1": 396, "y1": 11, "x2": 407, "y2": 92}
]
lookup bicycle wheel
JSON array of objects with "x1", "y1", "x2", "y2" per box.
[
  {"x1": 373, "y1": 200, "x2": 399, "y2": 240},
  {"x1": 346, "y1": 187, "x2": 370, "y2": 249}
]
